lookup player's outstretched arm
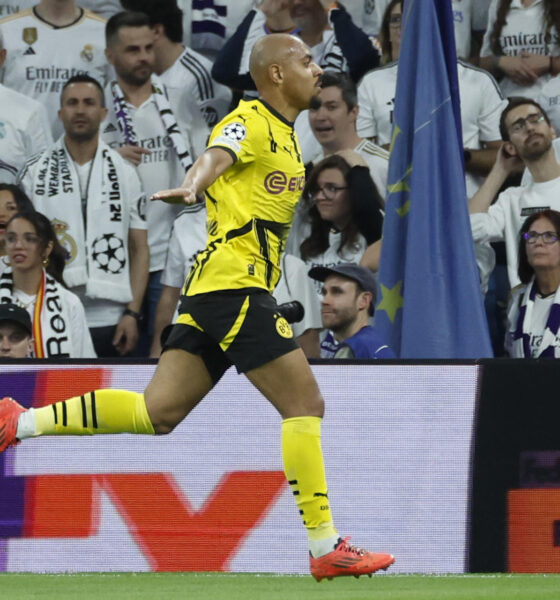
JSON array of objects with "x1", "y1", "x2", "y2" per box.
[{"x1": 151, "y1": 147, "x2": 234, "y2": 205}]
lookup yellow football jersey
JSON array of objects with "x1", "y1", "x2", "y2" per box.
[{"x1": 183, "y1": 99, "x2": 305, "y2": 296}]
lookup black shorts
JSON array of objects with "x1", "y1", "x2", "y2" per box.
[{"x1": 162, "y1": 289, "x2": 298, "y2": 383}]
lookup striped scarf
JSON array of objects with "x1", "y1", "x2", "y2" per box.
[
  {"x1": 111, "y1": 75, "x2": 193, "y2": 172},
  {"x1": 511, "y1": 277, "x2": 560, "y2": 358},
  {"x1": 0, "y1": 270, "x2": 72, "y2": 358}
]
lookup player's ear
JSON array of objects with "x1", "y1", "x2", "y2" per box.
[{"x1": 269, "y1": 63, "x2": 283, "y2": 85}]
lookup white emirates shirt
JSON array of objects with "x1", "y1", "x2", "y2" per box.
[
  {"x1": 480, "y1": 0, "x2": 560, "y2": 99},
  {"x1": 0, "y1": 7, "x2": 110, "y2": 138},
  {"x1": 0, "y1": 82, "x2": 52, "y2": 183},
  {"x1": 102, "y1": 84, "x2": 208, "y2": 272}
]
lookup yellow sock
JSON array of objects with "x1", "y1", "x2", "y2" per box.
[
  {"x1": 282, "y1": 416, "x2": 338, "y2": 540},
  {"x1": 34, "y1": 389, "x2": 155, "y2": 436}
]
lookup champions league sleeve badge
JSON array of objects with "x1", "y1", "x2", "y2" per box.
[
  {"x1": 223, "y1": 123, "x2": 247, "y2": 142},
  {"x1": 213, "y1": 122, "x2": 247, "y2": 152}
]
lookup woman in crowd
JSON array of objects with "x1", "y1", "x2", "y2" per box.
[
  {"x1": 0, "y1": 184, "x2": 34, "y2": 271},
  {"x1": 286, "y1": 152, "x2": 384, "y2": 294},
  {"x1": 0, "y1": 210, "x2": 95, "y2": 358},
  {"x1": 506, "y1": 209, "x2": 560, "y2": 357},
  {"x1": 377, "y1": 0, "x2": 402, "y2": 66},
  {"x1": 480, "y1": 0, "x2": 560, "y2": 100}
]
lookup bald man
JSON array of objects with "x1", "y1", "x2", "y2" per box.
[{"x1": 0, "y1": 34, "x2": 394, "y2": 581}]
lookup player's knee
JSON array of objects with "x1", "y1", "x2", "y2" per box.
[
  {"x1": 144, "y1": 393, "x2": 184, "y2": 435},
  {"x1": 282, "y1": 391, "x2": 324, "y2": 419},
  {"x1": 307, "y1": 392, "x2": 324, "y2": 418}
]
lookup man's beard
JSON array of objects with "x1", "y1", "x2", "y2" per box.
[
  {"x1": 67, "y1": 127, "x2": 98, "y2": 143},
  {"x1": 119, "y1": 65, "x2": 152, "y2": 87},
  {"x1": 520, "y1": 134, "x2": 553, "y2": 162}
]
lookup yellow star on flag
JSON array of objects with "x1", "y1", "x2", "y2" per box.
[{"x1": 377, "y1": 281, "x2": 404, "y2": 323}]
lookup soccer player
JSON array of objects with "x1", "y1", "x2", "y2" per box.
[{"x1": 0, "y1": 33, "x2": 395, "y2": 581}]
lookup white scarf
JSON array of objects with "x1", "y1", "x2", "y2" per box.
[
  {"x1": 30, "y1": 138, "x2": 133, "y2": 303},
  {"x1": 0, "y1": 269, "x2": 72, "y2": 358},
  {"x1": 111, "y1": 75, "x2": 193, "y2": 172},
  {"x1": 509, "y1": 276, "x2": 560, "y2": 358}
]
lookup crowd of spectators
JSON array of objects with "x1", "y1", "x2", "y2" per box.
[{"x1": 0, "y1": 0, "x2": 559, "y2": 359}]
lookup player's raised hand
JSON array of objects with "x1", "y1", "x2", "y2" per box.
[{"x1": 151, "y1": 184, "x2": 198, "y2": 205}]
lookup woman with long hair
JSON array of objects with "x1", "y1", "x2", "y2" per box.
[
  {"x1": 0, "y1": 184, "x2": 34, "y2": 268},
  {"x1": 505, "y1": 209, "x2": 560, "y2": 357},
  {"x1": 286, "y1": 152, "x2": 384, "y2": 292},
  {"x1": 0, "y1": 210, "x2": 95, "y2": 357},
  {"x1": 480, "y1": 0, "x2": 560, "y2": 100}
]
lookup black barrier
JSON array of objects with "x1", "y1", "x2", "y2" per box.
[{"x1": 469, "y1": 360, "x2": 560, "y2": 572}]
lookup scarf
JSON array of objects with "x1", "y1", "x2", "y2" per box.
[
  {"x1": 0, "y1": 269, "x2": 72, "y2": 358},
  {"x1": 111, "y1": 75, "x2": 193, "y2": 172},
  {"x1": 511, "y1": 277, "x2": 560, "y2": 357},
  {"x1": 29, "y1": 138, "x2": 133, "y2": 303}
]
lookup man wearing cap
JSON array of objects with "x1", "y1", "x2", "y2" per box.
[
  {"x1": 0, "y1": 303, "x2": 33, "y2": 358},
  {"x1": 309, "y1": 263, "x2": 395, "y2": 359}
]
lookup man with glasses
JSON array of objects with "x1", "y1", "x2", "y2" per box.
[{"x1": 469, "y1": 97, "x2": 560, "y2": 288}]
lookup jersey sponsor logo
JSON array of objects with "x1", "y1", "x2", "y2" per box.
[
  {"x1": 23, "y1": 46, "x2": 36, "y2": 56},
  {"x1": 103, "y1": 122, "x2": 117, "y2": 133},
  {"x1": 23, "y1": 27, "x2": 37, "y2": 46},
  {"x1": 222, "y1": 122, "x2": 246, "y2": 142},
  {"x1": 264, "y1": 170, "x2": 305, "y2": 195},
  {"x1": 275, "y1": 315, "x2": 293, "y2": 339}
]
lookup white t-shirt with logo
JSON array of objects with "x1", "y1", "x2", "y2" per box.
[
  {"x1": 159, "y1": 46, "x2": 232, "y2": 129},
  {"x1": 480, "y1": 0, "x2": 560, "y2": 99},
  {"x1": 0, "y1": 7, "x2": 109, "y2": 138},
  {"x1": 102, "y1": 84, "x2": 209, "y2": 273},
  {"x1": 471, "y1": 176, "x2": 560, "y2": 287},
  {"x1": 0, "y1": 82, "x2": 52, "y2": 183}
]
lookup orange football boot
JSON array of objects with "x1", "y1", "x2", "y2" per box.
[
  {"x1": 0, "y1": 397, "x2": 26, "y2": 452},
  {"x1": 310, "y1": 537, "x2": 395, "y2": 582}
]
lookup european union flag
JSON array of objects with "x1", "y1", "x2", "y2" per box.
[{"x1": 374, "y1": 0, "x2": 493, "y2": 358}]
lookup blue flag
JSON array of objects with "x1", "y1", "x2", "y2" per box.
[{"x1": 374, "y1": 0, "x2": 493, "y2": 358}]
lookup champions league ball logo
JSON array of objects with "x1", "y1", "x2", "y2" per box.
[
  {"x1": 223, "y1": 122, "x2": 246, "y2": 142},
  {"x1": 91, "y1": 233, "x2": 126, "y2": 274}
]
